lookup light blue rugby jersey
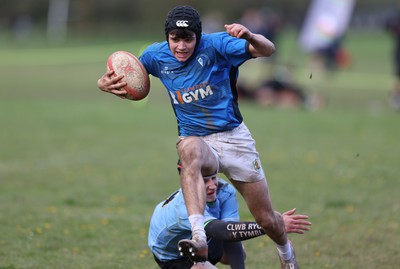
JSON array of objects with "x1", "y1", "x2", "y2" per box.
[
  {"x1": 148, "y1": 179, "x2": 239, "y2": 261},
  {"x1": 139, "y1": 32, "x2": 252, "y2": 136}
]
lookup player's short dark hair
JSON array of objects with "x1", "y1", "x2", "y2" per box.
[{"x1": 168, "y1": 28, "x2": 196, "y2": 40}]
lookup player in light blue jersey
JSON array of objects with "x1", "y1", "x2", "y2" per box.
[
  {"x1": 97, "y1": 5, "x2": 304, "y2": 268},
  {"x1": 148, "y1": 162, "x2": 311, "y2": 269}
]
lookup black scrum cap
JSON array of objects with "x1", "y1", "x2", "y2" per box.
[{"x1": 164, "y1": 5, "x2": 202, "y2": 46}]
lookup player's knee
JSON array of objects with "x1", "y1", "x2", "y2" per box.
[
  {"x1": 177, "y1": 136, "x2": 202, "y2": 162},
  {"x1": 177, "y1": 137, "x2": 217, "y2": 176},
  {"x1": 177, "y1": 137, "x2": 202, "y2": 156}
]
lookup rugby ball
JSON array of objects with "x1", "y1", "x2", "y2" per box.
[{"x1": 107, "y1": 51, "x2": 150, "y2": 100}]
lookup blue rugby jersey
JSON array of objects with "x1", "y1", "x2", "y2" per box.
[
  {"x1": 139, "y1": 32, "x2": 252, "y2": 136},
  {"x1": 148, "y1": 179, "x2": 239, "y2": 261}
]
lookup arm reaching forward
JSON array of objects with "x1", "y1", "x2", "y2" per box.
[{"x1": 205, "y1": 208, "x2": 311, "y2": 242}]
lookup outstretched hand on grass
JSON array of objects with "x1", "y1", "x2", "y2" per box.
[{"x1": 281, "y1": 208, "x2": 312, "y2": 234}]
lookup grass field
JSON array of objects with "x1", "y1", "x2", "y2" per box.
[{"x1": 0, "y1": 31, "x2": 399, "y2": 269}]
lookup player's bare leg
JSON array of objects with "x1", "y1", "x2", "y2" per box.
[
  {"x1": 231, "y1": 179, "x2": 299, "y2": 269},
  {"x1": 177, "y1": 137, "x2": 218, "y2": 262}
]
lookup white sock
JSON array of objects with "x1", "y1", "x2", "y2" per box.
[
  {"x1": 188, "y1": 214, "x2": 206, "y2": 240},
  {"x1": 277, "y1": 242, "x2": 293, "y2": 261}
]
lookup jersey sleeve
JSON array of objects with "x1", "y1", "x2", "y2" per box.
[
  {"x1": 205, "y1": 219, "x2": 265, "y2": 242},
  {"x1": 211, "y1": 32, "x2": 252, "y2": 67},
  {"x1": 139, "y1": 43, "x2": 162, "y2": 77},
  {"x1": 219, "y1": 183, "x2": 240, "y2": 221}
]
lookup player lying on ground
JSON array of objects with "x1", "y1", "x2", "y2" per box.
[{"x1": 148, "y1": 162, "x2": 311, "y2": 269}]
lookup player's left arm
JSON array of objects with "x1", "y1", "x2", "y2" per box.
[
  {"x1": 224, "y1": 23, "x2": 275, "y2": 57},
  {"x1": 205, "y1": 219, "x2": 264, "y2": 242},
  {"x1": 205, "y1": 208, "x2": 311, "y2": 241}
]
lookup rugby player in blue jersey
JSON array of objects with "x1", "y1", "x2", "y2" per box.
[
  {"x1": 97, "y1": 5, "x2": 304, "y2": 268},
  {"x1": 148, "y1": 162, "x2": 311, "y2": 269}
]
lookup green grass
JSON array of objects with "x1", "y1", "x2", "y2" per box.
[{"x1": 0, "y1": 31, "x2": 399, "y2": 268}]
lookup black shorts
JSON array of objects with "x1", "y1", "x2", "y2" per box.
[
  {"x1": 153, "y1": 254, "x2": 193, "y2": 269},
  {"x1": 153, "y1": 238, "x2": 223, "y2": 269}
]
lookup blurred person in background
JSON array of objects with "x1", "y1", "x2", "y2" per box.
[
  {"x1": 311, "y1": 36, "x2": 352, "y2": 72},
  {"x1": 148, "y1": 161, "x2": 311, "y2": 269},
  {"x1": 385, "y1": 7, "x2": 400, "y2": 111},
  {"x1": 298, "y1": 0, "x2": 355, "y2": 74},
  {"x1": 237, "y1": 65, "x2": 307, "y2": 109},
  {"x1": 240, "y1": 7, "x2": 284, "y2": 67}
]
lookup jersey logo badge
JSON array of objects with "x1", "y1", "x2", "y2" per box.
[
  {"x1": 196, "y1": 54, "x2": 210, "y2": 68},
  {"x1": 198, "y1": 57, "x2": 204, "y2": 67}
]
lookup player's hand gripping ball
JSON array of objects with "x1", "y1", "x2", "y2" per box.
[{"x1": 107, "y1": 51, "x2": 150, "y2": 100}]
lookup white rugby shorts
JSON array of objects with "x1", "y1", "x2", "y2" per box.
[{"x1": 202, "y1": 122, "x2": 266, "y2": 183}]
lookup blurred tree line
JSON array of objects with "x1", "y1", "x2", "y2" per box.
[{"x1": 0, "y1": 0, "x2": 398, "y2": 44}]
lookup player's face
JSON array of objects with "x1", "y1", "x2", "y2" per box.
[
  {"x1": 168, "y1": 31, "x2": 196, "y2": 62},
  {"x1": 204, "y1": 176, "x2": 218, "y2": 202}
]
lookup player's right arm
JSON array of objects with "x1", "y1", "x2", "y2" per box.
[{"x1": 97, "y1": 70, "x2": 128, "y2": 97}]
